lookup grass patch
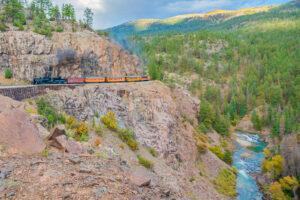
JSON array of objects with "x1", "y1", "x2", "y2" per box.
[
  {"x1": 214, "y1": 168, "x2": 237, "y2": 198},
  {"x1": 137, "y1": 154, "x2": 154, "y2": 169}
]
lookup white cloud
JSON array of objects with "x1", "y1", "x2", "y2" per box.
[{"x1": 74, "y1": 0, "x2": 105, "y2": 11}]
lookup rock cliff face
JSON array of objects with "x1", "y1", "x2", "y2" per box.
[
  {"x1": 0, "y1": 31, "x2": 141, "y2": 81},
  {"x1": 45, "y1": 81, "x2": 228, "y2": 199}
]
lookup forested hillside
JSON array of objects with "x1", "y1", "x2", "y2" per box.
[
  {"x1": 107, "y1": 1, "x2": 300, "y2": 47},
  {"x1": 130, "y1": 1, "x2": 300, "y2": 138}
]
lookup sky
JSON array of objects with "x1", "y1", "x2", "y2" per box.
[{"x1": 51, "y1": 0, "x2": 292, "y2": 29}]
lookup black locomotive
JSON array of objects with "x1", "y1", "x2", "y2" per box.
[{"x1": 32, "y1": 70, "x2": 67, "y2": 85}]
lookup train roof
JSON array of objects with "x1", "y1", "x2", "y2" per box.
[
  {"x1": 85, "y1": 76, "x2": 105, "y2": 78},
  {"x1": 125, "y1": 76, "x2": 141, "y2": 78}
]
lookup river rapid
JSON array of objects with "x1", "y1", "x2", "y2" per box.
[{"x1": 233, "y1": 131, "x2": 266, "y2": 200}]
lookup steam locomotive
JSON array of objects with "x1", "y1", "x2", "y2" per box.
[{"x1": 32, "y1": 71, "x2": 151, "y2": 85}]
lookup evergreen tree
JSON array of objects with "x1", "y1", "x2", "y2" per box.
[
  {"x1": 49, "y1": 5, "x2": 60, "y2": 21},
  {"x1": 4, "y1": 0, "x2": 23, "y2": 22},
  {"x1": 83, "y1": 8, "x2": 93, "y2": 28},
  {"x1": 198, "y1": 100, "x2": 214, "y2": 128},
  {"x1": 271, "y1": 113, "x2": 281, "y2": 137},
  {"x1": 5, "y1": 68, "x2": 12, "y2": 79},
  {"x1": 62, "y1": 4, "x2": 75, "y2": 21},
  {"x1": 251, "y1": 110, "x2": 262, "y2": 131}
]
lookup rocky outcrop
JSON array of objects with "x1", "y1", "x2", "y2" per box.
[
  {"x1": 0, "y1": 31, "x2": 142, "y2": 81},
  {"x1": 44, "y1": 81, "x2": 228, "y2": 199},
  {"x1": 0, "y1": 95, "x2": 45, "y2": 154}
]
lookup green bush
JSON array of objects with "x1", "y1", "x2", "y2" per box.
[
  {"x1": 5, "y1": 68, "x2": 12, "y2": 79},
  {"x1": 118, "y1": 127, "x2": 138, "y2": 151},
  {"x1": 36, "y1": 98, "x2": 65, "y2": 129},
  {"x1": 137, "y1": 154, "x2": 154, "y2": 169},
  {"x1": 13, "y1": 20, "x2": 20, "y2": 27},
  {"x1": 214, "y1": 168, "x2": 237, "y2": 198},
  {"x1": 18, "y1": 24, "x2": 24, "y2": 31},
  {"x1": 209, "y1": 145, "x2": 233, "y2": 164},
  {"x1": 55, "y1": 25, "x2": 64, "y2": 32},
  {"x1": 149, "y1": 148, "x2": 157, "y2": 157}
]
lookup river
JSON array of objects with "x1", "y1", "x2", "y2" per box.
[{"x1": 233, "y1": 131, "x2": 266, "y2": 200}]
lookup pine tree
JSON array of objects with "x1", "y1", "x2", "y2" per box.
[
  {"x1": 83, "y1": 8, "x2": 93, "y2": 28},
  {"x1": 5, "y1": 68, "x2": 12, "y2": 79},
  {"x1": 271, "y1": 113, "x2": 281, "y2": 137},
  {"x1": 198, "y1": 100, "x2": 214, "y2": 128}
]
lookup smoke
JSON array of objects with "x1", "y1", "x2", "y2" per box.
[{"x1": 56, "y1": 48, "x2": 78, "y2": 66}]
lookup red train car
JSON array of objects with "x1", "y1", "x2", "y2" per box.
[{"x1": 67, "y1": 78, "x2": 84, "y2": 84}]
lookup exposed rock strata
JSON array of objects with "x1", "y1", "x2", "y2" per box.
[{"x1": 0, "y1": 31, "x2": 141, "y2": 81}]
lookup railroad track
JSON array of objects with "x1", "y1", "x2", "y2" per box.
[{"x1": 0, "y1": 81, "x2": 152, "y2": 89}]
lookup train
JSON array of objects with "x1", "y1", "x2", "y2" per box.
[{"x1": 33, "y1": 75, "x2": 151, "y2": 85}]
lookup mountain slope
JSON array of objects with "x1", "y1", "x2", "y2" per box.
[{"x1": 107, "y1": 1, "x2": 299, "y2": 47}]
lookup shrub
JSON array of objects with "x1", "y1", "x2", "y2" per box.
[
  {"x1": 118, "y1": 127, "x2": 138, "y2": 151},
  {"x1": 42, "y1": 148, "x2": 50, "y2": 157},
  {"x1": 120, "y1": 142, "x2": 125, "y2": 149},
  {"x1": 262, "y1": 154, "x2": 283, "y2": 179},
  {"x1": 13, "y1": 20, "x2": 20, "y2": 27},
  {"x1": 66, "y1": 116, "x2": 78, "y2": 129},
  {"x1": 95, "y1": 123, "x2": 103, "y2": 136},
  {"x1": 5, "y1": 68, "x2": 12, "y2": 79},
  {"x1": 118, "y1": 127, "x2": 136, "y2": 142},
  {"x1": 37, "y1": 98, "x2": 65, "y2": 128},
  {"x1": 189, "y1": 177, "x2": 196, "y2": 182},
  {"x1": 209, "y1": 145, "x2": 233, "y2": 164},
  {"x1": 127, "y1": 138, "x2": 138, "y2": 151},
  {"x1": 75, "y1": 122, "x2": 89, "y2": 141},
  {"x1": 55, "y1": 25, "x2": 64, "y2": 32},
  {"x1": 198, "y1": 123, "x2": 208, "y2": 134},
  {"x1": 214, "y1": 168, "x2": 237, "y2": 198},
  {"x1": 137, "y1": 154, "x2": 154, "y2": 169},
  {"x1": 18, "y1": 24, "x2": 24, "y2": 31},
  {"x1": 197, "y1": 142, "x2": 208, "y2": 154},
  {"x1": 223, "y1": 149, "x2": 233, "y2": 165},
  {"x1": 149, "y1": 148, "x2": 157, "y2": 157},
  {"x1": 101, "y1": 110, "x2": 118, "y2": 130},
  {"x1": 95, "y1": 111, "x2": 100, "y2": 118}
]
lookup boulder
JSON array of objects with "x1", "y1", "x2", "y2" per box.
[
  {"x1": 0, "y1": 95, "x2": 46, "y2": 154},
  {"x1": 48, "y1": 126, "x2": 84, "y2": 154},
  {"x1": 130, "y1": 172, "x2": 152, "y2": 187}
]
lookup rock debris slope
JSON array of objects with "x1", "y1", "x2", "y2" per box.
[{"x1": 46, "y1": 81, "x2": 229, "y2": 200}]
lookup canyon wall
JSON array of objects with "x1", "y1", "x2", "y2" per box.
[{"x1": 0, "y1": 31, "x2": 142, "y2": 81}]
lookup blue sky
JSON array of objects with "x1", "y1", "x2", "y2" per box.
[{"x1": 52, "y1": 0, "x2": 292, "y2": 29}]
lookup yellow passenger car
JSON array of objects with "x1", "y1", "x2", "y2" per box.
[
  {"x1": 125, "y1": 76, "x2": 142, "y2": 82},
  {"x1": 84, "y1": 77, "x2": 106, "y2": 83},
  {"x1": 106, "y1": 77, "x2": 126, "y2": 82}
]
